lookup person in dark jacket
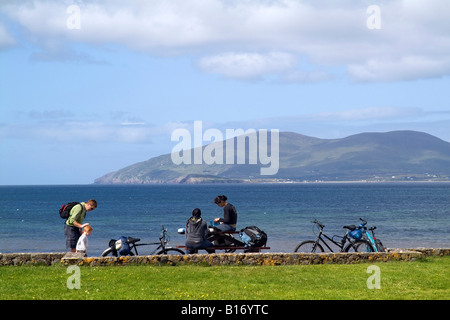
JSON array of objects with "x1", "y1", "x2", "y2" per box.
[
  {"x1": 185, "y1": 208, "x2": 215, "y2": 254},
  {"x1": 213, "y1": 195, "x2": 238, "y2": 232}
]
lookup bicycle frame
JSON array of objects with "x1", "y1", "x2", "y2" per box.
[
  {"x1": 103, "y1": 225, "x2": 184, "y2": 257},
  {"x1": 356, "y1": 218, "x2": 381, "y2": 252},
  {"x1": 131, "y1": 240, "x2": 164, "y2": 255},
  {"x1": 131, "y1": 227, "x2": 170, "y2": 255},
  {"x1": 363, "y1": 229, "x2": 378, "y2": 252},
  {"x1": 311, "y1": 221, "x2": 353, "y2": 252}
]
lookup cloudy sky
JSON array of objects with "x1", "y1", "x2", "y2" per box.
[{"x1": 1, "y1": 0, "x2": 450, "y2": 185}]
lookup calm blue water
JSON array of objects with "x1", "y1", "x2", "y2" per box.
[{"x1": 0, "y1": 183, "x2": 449, "y2": 255}]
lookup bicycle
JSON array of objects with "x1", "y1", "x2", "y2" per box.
[
  {"x1": 101, "y1": 225, "x2": 185, "y2": 256},
  {"x1": 355, "y1": 218, "x2": 386, "y2": 252},
  {"x1": 294, "y1": 220, "x2": 374, "y2": 253}
]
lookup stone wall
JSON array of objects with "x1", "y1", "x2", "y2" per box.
[
  {"x1": 61, "y1": 251, "x2": 425, "y2": 267},
  {"x1": 1, "y1": 249, "x2": 448, "y2": 267},
  {"x1": 0, "y1": 252, "x2": 66, "y2": 266},
  {"x1": 402, "y1": 248, "x2": 450, "y2": 256}
]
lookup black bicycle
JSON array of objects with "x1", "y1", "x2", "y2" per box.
[
  {"x1": 294, "y1": 220, "x2": 374, "y2": 253},
  {"x1": 101, "y1": 225, "x2": 185, "y2": 257}
]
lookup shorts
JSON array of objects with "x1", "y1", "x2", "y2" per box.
[{"x1": 64, "y1": 224, "x2": 81, "y2": 249}]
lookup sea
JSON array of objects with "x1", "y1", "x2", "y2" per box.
[{"x1": 0, "y1": 183, "x2": 449, "y2": 255}]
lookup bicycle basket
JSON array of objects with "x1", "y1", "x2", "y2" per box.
[{"x1": 349, "y1": 229, "x2": 363, "y2": 240}]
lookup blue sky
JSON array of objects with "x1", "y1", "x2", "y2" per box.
[{"x1": 1, "y1": 0, "x2": 450, "y2": 185}]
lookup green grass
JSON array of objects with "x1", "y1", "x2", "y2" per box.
[{"x1": 1, "y1": 256, "x2": 449, "y2": 300}]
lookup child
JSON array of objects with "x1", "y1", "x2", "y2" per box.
[{"x1": 76, "y1": 225, "x2": 93, "y2": 255}]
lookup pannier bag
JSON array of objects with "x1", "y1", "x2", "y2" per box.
[
  {"x1": 239, "y1": 226, "x2": 268, "y2": 247},
  {"x1": 115, "y1": 236, "x2": 131, "y2": 256},
  {"x1": 349, "y1": 229, "x2": 363, "y2": 240}
]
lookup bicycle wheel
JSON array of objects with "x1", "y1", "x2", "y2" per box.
[
  {"x1": 345, "y1": 240, "x2": 374, "y2": 252},
  {"x1": 294, "y1": 240, "x2": 324, "y2": 253},
  {"x1": 101, "y1": 247, "x2": 116, "y2": 257},
  {"x1": 375, "y1": 239, "x2": 386, "y2": 252},
  {"x1": 157, "y1": 248, "x2": 185, "y2": 255}
]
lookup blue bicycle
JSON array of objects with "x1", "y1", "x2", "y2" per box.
[{"x1": 350, "y1": 218, "x2": 386, "y2": 252}]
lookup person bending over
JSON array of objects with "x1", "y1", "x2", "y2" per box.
[{"x1": 64, "y1": 199, "x2": 97, "y2": 253}]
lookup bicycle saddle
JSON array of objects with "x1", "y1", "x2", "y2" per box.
[
  {"x1": 208, "y1": 226, "x2": 222, "y2": 233},
  {"x1": 343, "y1": 225, "x2": 356, "y2": 230},
  {"x1": 127, "y1": 236, "x2": 140, "y2": 244}
]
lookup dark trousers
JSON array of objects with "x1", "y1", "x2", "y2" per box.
[
  {"x1": 186, "y1": 240, "x2": 215, "y2": 254},
  {"x1": 64, "y1": 224, "x2": 81, "y2": 250}
]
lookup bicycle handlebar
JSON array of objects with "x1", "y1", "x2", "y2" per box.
[
  {"x1": 357, "y1": 218, "x2": 378, "y2": 233},
  {"x1": 312, "y1": 219, "x2": 325, "y2": 229}
]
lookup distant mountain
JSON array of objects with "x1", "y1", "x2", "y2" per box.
[{"x1": 94, "y1": 130, "x2": 450, "y2": 184}]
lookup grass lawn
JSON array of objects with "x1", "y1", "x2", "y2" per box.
[{"x1": 0, "y1": 256, "x2": 449, "y2": 300}]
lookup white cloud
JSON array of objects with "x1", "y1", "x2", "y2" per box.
[
  {"x1": 197, "y1": 52, "x2": 297, "y2": 80},
  {"x1": 0, "y1": 117, "x2": 208, "y2": 145},
  {"x1": 28, "y1": 109, "x2": 74, "y2": 120},
  {"x1": 0, "y1": 23, "x2": 15, "y2": 48},
  {"x1": 219, "y1": 107, "x2": 450, "y2": 141},
  {"x1": 348, "y1": 56, "x2": 450, "y2": 82},
  {"x1": 307, "y1": 107, "x2": 424, "y2": 122},
  {"x1": 2, "y1": 0, "x2": 450, "y2": 82},
  {"x1": 4, "y1": 107, "x2": 446, "y2": 145},
  {"x1": 1, "y1": 121, "x2": 156, "y2": 144}
]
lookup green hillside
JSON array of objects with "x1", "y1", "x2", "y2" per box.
[{"x1": 94, "y1": 130, "x2": 450, "y2": 183}]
